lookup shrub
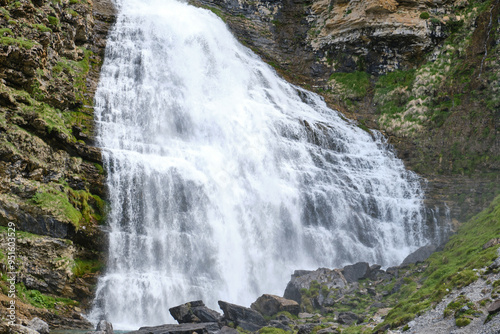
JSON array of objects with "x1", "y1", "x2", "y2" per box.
[{"x1": 420, "y1": 12, "x2": 430, "y2": 19}]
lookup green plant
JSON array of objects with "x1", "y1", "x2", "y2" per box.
[
  {"x1": 47, "y1": 16, "x2": 59, "y2": 27},
  {"x1": 456, "y1": 317, "x2": 471, "y2": 327},
  {"x1": 72, "y1": 259, "x2": 103, "y2": 277},
  {"x1": 420, "y1": 12, "x2": 430, "y2": 19}
]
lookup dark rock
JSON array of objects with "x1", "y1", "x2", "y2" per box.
[
  {"x1": 366, "y1": 264, "x2": 383, "y2": 280},
  {"x1": 483, "y1": 238, "x2": 500, "y2": 249},
  {"x1": 487, "y1": 300, "x2": 500, "y2": 314},
  {"x1": 276, "y1": 314, "x2": 295, "y2": 326},
  {"x1": 126, "y1": 322, "x2": 220, "y2": 334},
  {"x1": 386, "y1": 266, "x2": 400, "y2": 278},
  {"x1": 218, "y1": 301, "x2": 266, "y2": 332},
  {"x1": 401, "y1": 245, "x2": 437, "y2": 266},
  {"x1": 96, "y1": 320, "x2": 113, "y2": 334},
  {"x1": 27, "y1": 318, "x2": 49, "y2": 334},
  {"x1": 316, "y1": 326, "x2": 340, "y2": 334},
  {"x1": 297, "y1": 323, "x2": 316, "y2": 334},
  {"x1": 170, "y1": 301, "x2": 221, "y2": 324},
  {"x1": 370, "y1": 302, "x2": 385, "y2": 308},
  {"x1": 251, "y1": 294, "x2": 300, "y2": 316},
  {"x1": 268, "y1": 321, "x2": 292, "y2": 332},
  {"x1": 284, "y1": 268, "x2": 346, "y2": 303},
  {"x1": 220, "y1": 326, "x2": 238, "y2": 334},
  {"x1": 337, "y1": 312, "x2": 360, "y2": 325},
  {"x1": 341, "y1": 262, "x2": 370, "y2": 283}
]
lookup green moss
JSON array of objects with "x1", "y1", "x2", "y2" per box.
[
  {"x1": 32, "y1": 23, "x2": 52, "y2": 33},
  {"x1": 16, "y1": 283, "x2": 78, "y2": 309},
  {"x1": 329, "y1": 71, "x2": 371, "y2": 100},
  {"x1": 68, "y1": 9, "x2": 78, "y2": 17},
  {"x1": 47, "y1": 15, "x2": 59, "y2": 27},
  {"x1": 30, "y1": 189, "x2": 82, "y2": 226},
  {"x1": 258, "y1": 328, "x2": 290, "y2": 334},
  {"x1": 0, "y1": 36, "x2": 36, "y2": 49},
  {"x1": 0, "y1": 28, "x2": 13, "y2": 36},
  {"x1": 72, "y1": 258, "x2": 103, "y2": 277},
  {"x1": 455, "y1": 317, "x2": 471, "y2": 327}
]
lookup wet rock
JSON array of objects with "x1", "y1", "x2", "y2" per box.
[
  {"x1": 170, "y1": 301, "x2": 221, "y2": 324},
  {"x1": 401, "y1": 245, "x2": 437, "y2": 266},
  {"x1": 218, "y1": 301, "x2": 266, "y2": 332},
  {"x1": 126, "y1": 323, "x2": 220, "y2": 334},
  {"x1": 96, "y1": 320, "x2": 113, "y2": 334},
  {"x1": 251, "y1": 294, "x2": 300, "y2": 316},
  {"x1": 27, "y1": 317, "x2": 49, "y2": 334}
]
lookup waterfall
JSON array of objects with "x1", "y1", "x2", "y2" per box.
[{"x1": 90, "y1": 0, "x2": 431, "y2": 329}]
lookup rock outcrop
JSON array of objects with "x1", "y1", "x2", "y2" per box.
[
  {"x1": 250, "y1": 294, "x2": 300, "y2": 316},
  {"x1": 170, "y1": 301, "x2": 222, "y2": 324},
  {"x1": 0, "y1": 0, "x2": 115, "y2": 328}
]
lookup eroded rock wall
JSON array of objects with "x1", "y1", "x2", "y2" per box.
[{"x1": 0, "y1": 0, "x2": 115, "y2": 328}]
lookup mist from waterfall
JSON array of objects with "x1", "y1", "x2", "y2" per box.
[{"x1": 90, "y1": 0, "x2": 431, "y2": 329}]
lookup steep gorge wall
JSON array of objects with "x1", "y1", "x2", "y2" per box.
[
  {"x1": 192, "y1": 0, "x2": 500, "y2": 224},
  {"x1": 0, "y1": 0, "x2": 114, "y2": 328}
]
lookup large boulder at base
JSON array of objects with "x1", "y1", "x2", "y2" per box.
[
  {"x1": 341, "y1": 262, "x2": 370, "y2": 283},
  {"x1": 218, "y1": 301, "x2": 267, "y2": 332},
  {"x1": 126, "y1": 322, "x2": 220, "y2": 334},
  {"x1": 251, "y1": 294, "x2": 300, "y2": 316},
  {"x1": 28, "y1": 318, "x2": 49, "y2": 334},
  {"x1": 284, "y1": 268, "x2": 347, "y2": 303},
  {"x1": 170, "y1": 301, "x2": 221, "y2": 324},
  {"x1": 401, "y1": 245, "x2": 437, "y2": 266}
]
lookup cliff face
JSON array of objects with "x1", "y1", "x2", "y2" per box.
[
  {"x1": 192, "y1": 0, "x2": 499, "y2": 223},
  {"x1": 0, "y1": 0, "x2": 115, "y2": 328}
]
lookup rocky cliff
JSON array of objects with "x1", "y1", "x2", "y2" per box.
[
  {"x1": 191, "y1": 0, "x2": 499, "y2": 224},
  {"x1": 0, "y1": 0, "x2": 115, "y2": 328}
]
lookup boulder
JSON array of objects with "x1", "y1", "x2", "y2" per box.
[
  {"x1": 487, "y1": 300, "x2": 500, "y2": 314},
  {"x1": 96, "y1": 320, "x2": 113, "y2": 334},
  {"x1": 341, "y1": 262, "x2": 370, "y2": 283},
  {"x1": 251, "y1": 294, "x2": 300, "y2": 316},
  {"x1": 401, "y1": 245, "x2": 437, "y2": 266},
  {"x1": 170, "y1": 301, "x2": 221, "y2": 324},
  {"x1": 337, "y1": 312, "x2": 360, "y2": 325},
  {"x1": 284, "y1": 268, "x2": 346, "y2": 303},
  {"x1": 28, "y1": 318, "x2": 49, "y2": 334},
  {"x1": 297, "y1": 323, "x2": 316, "y2": 334},
  {"x1": 268, "y1": 320, "x2": 292, "y2": 332},
  {"x1": 219, "y1": 326, "x2": 238, "y2": 334},
  {"x1": 218, "y1": 301, "x2": 266, "y2": 332},
  {"x1": 9, "y1": 325, "x2": 39, "y2": 334},
  {"x1": 126, "y1": 323, "x2": 220, "y2": 334}
]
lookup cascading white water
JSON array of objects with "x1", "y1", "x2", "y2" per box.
[{"x1": 90, "y1": 0, "x2": 431, "y2": 329}]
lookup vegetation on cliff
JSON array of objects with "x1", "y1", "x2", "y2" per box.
[{"x1": 0, "y1": 0, "x2": 114, "y2": 328}]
